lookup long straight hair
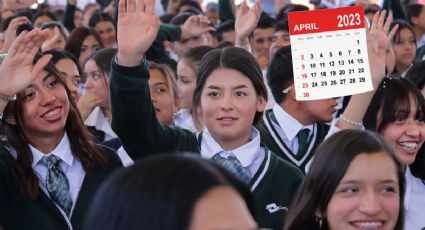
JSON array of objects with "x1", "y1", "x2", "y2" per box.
[{"x1": 2, "y1": 54, "x2": 107, "y2": 198}]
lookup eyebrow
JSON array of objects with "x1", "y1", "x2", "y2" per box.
[
  {"x1": 339, "y1": 179, "x2": 398, "y2": 185},
  {"x1": 206, "y1": 85, "x2": 248, "y2": 90}
]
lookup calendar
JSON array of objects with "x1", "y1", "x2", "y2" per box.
[{"x1": 288, "y1": 6, "x2": 373, "y2": 101}]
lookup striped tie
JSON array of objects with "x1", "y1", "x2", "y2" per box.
[
  {"x1": 38, "y1": 155, "x2": 73, "y2": 217},
  {"x1": 212, "y1": 151, "x2": 251, "y2": 184}
]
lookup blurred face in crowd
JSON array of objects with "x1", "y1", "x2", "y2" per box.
[
  {"x1": 79, "y1": 35, "x2": 102, "y2": 67},
  {"x1": 177, "y1": 59, "x2": 197, "y2": 109},
  {"x1": 94, "y1": 21, "x2": 116, "y2": 48},
  {"x1": 249, "y1": 27, "x2": 274, "y2": 70},
  {"x1": 393, "y1": 28, "x2": 416, "y2": 74},
  {"x1": 149, "y1": 68, "x2": 177, "y2": 125}
]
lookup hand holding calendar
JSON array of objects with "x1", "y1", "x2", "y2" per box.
[{"x1": 288, "y1": 7, "x2": 396, "y2": 100}]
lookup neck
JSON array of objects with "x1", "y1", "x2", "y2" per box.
[
  {"x1": 413, "y1": 26, "x2": 424, "y2": 42},
  {"x1": 281, "y1": 100, "x2": 313, "y2": 126},
  {"x1": 211, "y1": 129, "x2": 252, "y2": 151},
  {"x1": 396, "y1": 63, "x2": 410, "y2": 75},
  {"x1": 27, "y1": 131, "x2": 65, "y2": 154},
  {"x1": 191, "y1": 109, "x2": 204, "y2": 131}
]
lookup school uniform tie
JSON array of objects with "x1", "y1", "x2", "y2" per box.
[
  {"x1": 38, "y1": 155, "x2": 73, "y2": 217},
  {"x1": 212, "y1": 151, "x2": 252, "y2": 184},
  {"x1": 297, "y1": 128, "x2": 310, "y2": 157}
]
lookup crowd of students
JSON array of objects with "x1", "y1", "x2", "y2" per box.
[{"x1": 0, "y1": 0, "x2": 424, "y2": 229}]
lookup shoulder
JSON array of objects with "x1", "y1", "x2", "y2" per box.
[
  {"x1": 266, "y1": 148, "x2": 304, "y2": 181},
  {"x1": 98, "y1": 145, "x2": 123, "y2": 169}
]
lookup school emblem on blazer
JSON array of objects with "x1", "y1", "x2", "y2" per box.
[{"x1": 266, "y1": 203, "x2": 288, "y2": 213}]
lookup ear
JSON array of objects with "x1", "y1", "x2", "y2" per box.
[
  {"x1": 256, "y1": 94, "x2": 267, "y2": 112},
  {"x1": 411, "y1": 16, "x2": 419, "y2": 26},
  {"x1": 4, "y1": 115, "x2": 16, "y2": 125},
  {"x1": 287, "y1": 83, "x2": 297, "y2": 101},
  {"x1": 173, "y1": 97, "x2": 180, "y2": 113}
]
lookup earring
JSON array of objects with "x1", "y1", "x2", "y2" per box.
[{"x1": 315, "y1": 215, "x2": 324, "y2": 229}]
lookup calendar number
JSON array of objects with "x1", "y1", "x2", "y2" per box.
[
  {"x1": 303, "y1": 92, "x2": 309, "y2": 98},
  {"x1": 337, "y1": 13, "x2": 361, "y2": 28}
]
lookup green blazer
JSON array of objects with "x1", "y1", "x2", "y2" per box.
[{"x1": 0, "y1": 145, "x2": 122, "y2": 230}]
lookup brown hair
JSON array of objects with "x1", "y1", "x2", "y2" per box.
[{"x1": 2, "y1": 54, "x2": 107, "y2": 198}]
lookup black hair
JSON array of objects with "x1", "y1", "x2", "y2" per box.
[
  {"x1": 274, "y1": 19, "x2": 289, "y2": 32},
  {"x1": 177, "y1": 0, "x2": 202, "y2": 14},
  {"x1": 249, "y1": 12, "x2": 275, "y2": 39},
  {"x1": 266, "y1": 46, "x2": 293, "y2": 103},
  {"x1": 42, "y1": 50, "x2": 81, "y2": 76},
  {"x1": 31, "y1": 10, "x2": 57, "y2": 25},
  {"x1": 405, "y1": 60, "x2": 425, "y2": 92},
  {"x1": 89, "y1": 12, "x2": 116, "y2": 28},
  {"x1": 84, "y1": 154, "x2": 254, "y2": 230},
  {"x1": 276, "y1": 4, "x2": 309, "y2": 21},
  {"x1": 405, "y1": 4, "x2": 424, "y2": 25},
  {"x1": 170, "y1": 12, "x2": 195, "y2": 26},
  {"x1": 215, "y1": 19, "x2": 235, "y2": 42}
]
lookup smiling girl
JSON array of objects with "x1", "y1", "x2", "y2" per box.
[{"x1": 0, "y1": 29, "x2": 122, "y2": 229}]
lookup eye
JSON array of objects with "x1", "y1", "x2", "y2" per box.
[
  {"x1": 80, "y1": 47, "x2": 87, "y2": 52},
  {"x1": 207, "y1": 91, "x2": 220, "y2": 97},
  {"x1": 24, "y1": 91, "x2": 36, "y2": 101},
  {"x1": 416, "y1": 119, "x2": 425, "y2": 125},
  {"x1": 47, "y1": 79, "x2": 59, "y2": 88},
  {"x1": 256, "y1": 38, "x2": 264, "y2": 44},
  {"x1": 381, "y1": 186, "x2": 397, "y2": 194},
  {"x1": 234, "y1": 91, "x2": 247, "y2": 97},
  {"x1": 72, "y1": 78, "x2": 82, "y2": 86}
]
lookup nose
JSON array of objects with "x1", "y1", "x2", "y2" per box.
[
  {"x1": 40, "y1": 89, "x2": 56, "y2": 105},
  {"x1": 85, "y1": 77, "x2": 94, "y2": 90},
  {"x1": 359, "y1": 190, "x2": 382, "y2": 216},
  {"x1": 405, "y1": 120, "x2": 420, "y2": 137},
  {"x1": 220, "y1": 93, "x2": 234, "y2": 111}
]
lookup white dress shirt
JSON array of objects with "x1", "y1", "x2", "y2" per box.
[
  {"x1": 173, "y1": 108, "x2": 199, "y2": 133},
  {"x1": 84, "y1": 106, "x2": 117, "y2": 141},
  {"x1": 30, "y1": 133, "x2": 85, "y2": 219},
  {"x1": 271, "y1": 104, "x2": 313, "y2": 155},
  {"x1": 200, "y1": 127, "x2": 264, "y2": 176},
  {"x1": 404, "y1": 167, "x2": 425, "y2": 230}
]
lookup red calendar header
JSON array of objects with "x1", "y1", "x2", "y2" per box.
[{"x1": 288, "y1": 6, "x2": 365, "y2": 35}]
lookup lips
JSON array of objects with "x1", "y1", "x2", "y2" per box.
[
  {"x1": 350, "y1": 221, "x2": 384, "y2": 229},
  {"x1": 398, "y1": 141, "x2": 419, "y2": 154},
  {"x1": 41, "y1": 107, "x2": 62, "y2": 121},
  {"x1": 217, "y1": 116, "x2": 238, "y2": 125}
]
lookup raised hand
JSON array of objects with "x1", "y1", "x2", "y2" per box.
[
  {"x1": 0, "y1": 29, "x2": 51, "y2": 97},
  {"x1": 1, "y1": 16, "x2": 29, "y2": 53},
  {"x1": 180, "y1": 15, "x2": 215, "y2": 41},
  {"x1": 367, "y1": 11, "x2": 397, "y2": 88},
  {"x1": 117, "y1": 0, "x2": 160, "y2": 66},
  {"x1": 235, "y1": 0, "x2": 262, "y2": 41},
  {"x1": 41, "y1": 26, "x2": 62, "y2": 52}
]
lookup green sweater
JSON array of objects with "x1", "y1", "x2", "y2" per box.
[
  {"x1": 256, "y1": 109, "x2": 330, "y2": 173},
  {"x1": 110, "y1": 59, "x2": 304, "y2": 229},
  {"x1": 0, "y1": 145, "x2": 122, "y2": 230}
]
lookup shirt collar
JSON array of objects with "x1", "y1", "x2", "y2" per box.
[
  {"x1": 201, "y1": 128, "x2": 261, "y2": 167},
  {"x1": 30, "y1": 132, "x2": 74, "y2": 168},
  {"x1": 272, "y1": 104, "x2": 313, "y2": 142},
  {"x1": 84, "y1": 106, "x2": 117, "y2": 138}
]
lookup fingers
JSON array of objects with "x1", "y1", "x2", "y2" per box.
[
  {"x1": 135, "y1": 0, "x2": 144, "y2": 12},
  {"x1": 7, "y1": 30, "x2": 27, "y2": 57},
  {"x1": 145, "y1": 0, "x2": 155, "y2": 14},
  {"x1": 382, "y1": 13, "x2": 392, "y2": 35},
  {"x1": 376, "y1": 10, "x2": 386, "y2": 31},
  {"x1": 118, "y1": 0, "x2": 126, "y2": 19},
  {"x1": 387, "y1": 24, "x2": 398, "y2": 42},
  {"x1": 370, "y1": 11, "x2": 379, "y2": 32},
  {"x1": 7, "y1": 17, "x2": 29, "y2": 31},
  {"x1": 30, "y1": 54, "x2": 52, "y2": 78},
  {"x1": 127, "y1": 0, "x2": 135, "y2": 13}
]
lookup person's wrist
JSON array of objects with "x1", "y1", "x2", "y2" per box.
[{"x1": 116, "y1": 52, "x2": 144, "y2": 67}]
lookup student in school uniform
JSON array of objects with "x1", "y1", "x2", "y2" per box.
[
  {"x1": 256, "y1": 11, "x2": 398, "y2": 173},
  {"x1": 0, "y1": 29, "x2": 122, "y2": 230},
  {"x1": 110, "y1": 0, "x2": 303, "y2": 229},
  {"x1": 256, "y1": 46, "x2": 337, "y2": 173}
]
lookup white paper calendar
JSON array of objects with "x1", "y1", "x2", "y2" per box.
[{"x1": 288, "y1": 6, "x2": 373, "y2": 101}]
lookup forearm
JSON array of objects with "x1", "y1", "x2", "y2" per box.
[{"x1": 337, "y1": 90, "x2": 374, "y2": 129}]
